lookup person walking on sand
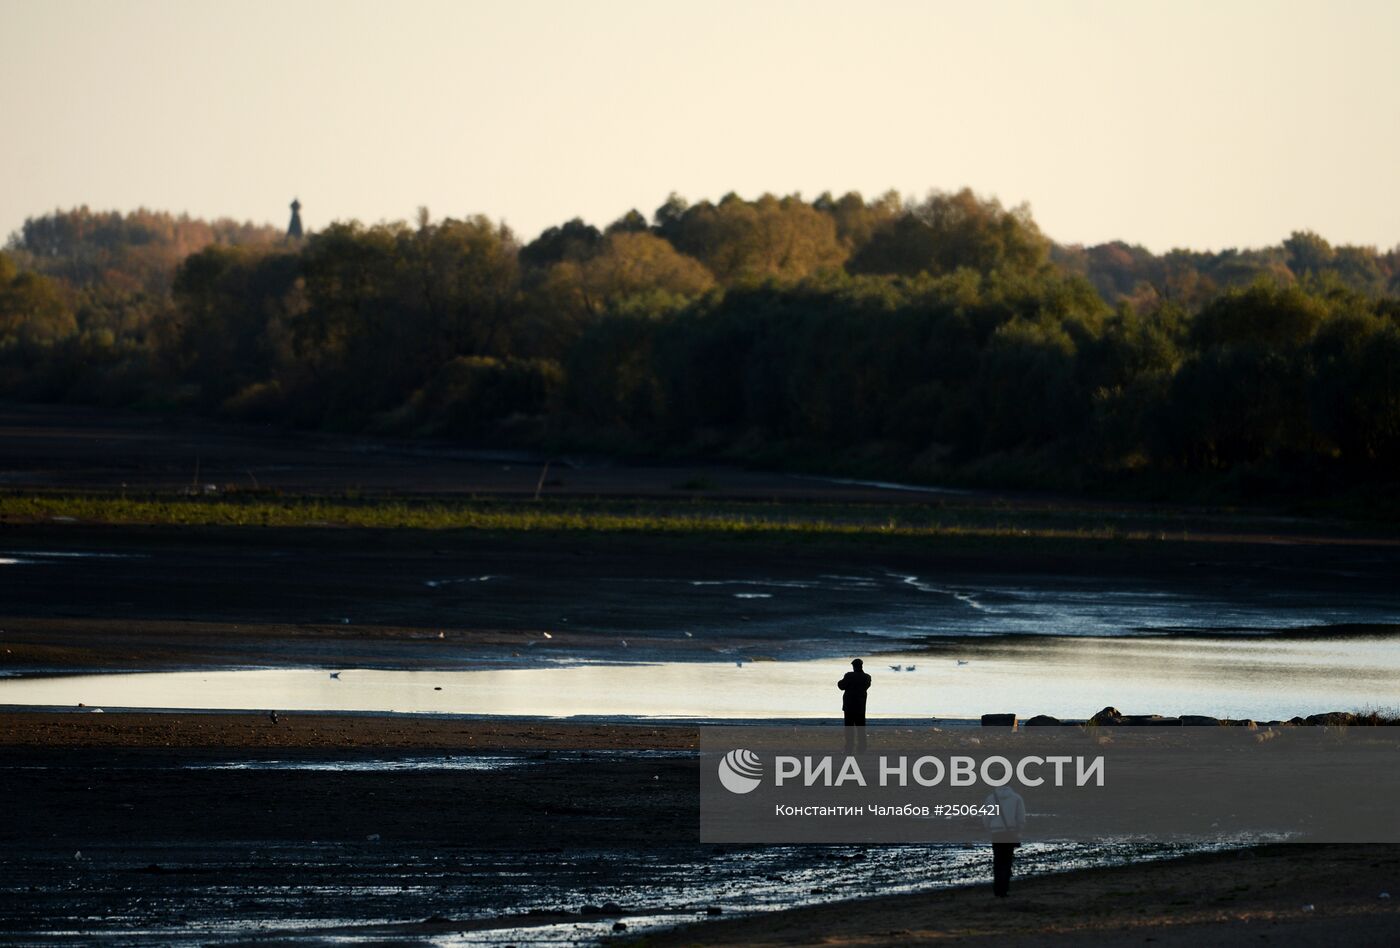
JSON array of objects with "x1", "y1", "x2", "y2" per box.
[
  {"x1": 837, "y1": 658, "x2": 871, "y2": 752},
  {"x1": 982, "y1": 783, "x2": 1026, "y2": 897}
]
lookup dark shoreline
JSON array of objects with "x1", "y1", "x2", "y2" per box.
[{"x1": 2, "y1": 714, "x2": 1397, "y2": 945}]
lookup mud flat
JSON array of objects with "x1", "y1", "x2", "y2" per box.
[
  {"x1": 644, "y1": 844, "x2": 1400, "y2": 947},
  {"x1": 0, "y1": 710, "x2": 699, "y2": 750},
  {"x1": 2, "y1": 713, "x2": 1397, "y2": 945},
  {"x1": 4, "y1": 515, "x2": 1399, "y2": 678}
]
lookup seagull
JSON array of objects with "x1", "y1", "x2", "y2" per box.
[
  {"x1": 329, "y1": 672, "x2": 341, "y2": 679},
  {"x1": 437, "y1": 631, "x2": 445, "y2": 639},
  {"x1": 889, "y1": 665, "x2": 902, "y2": 672},
  {"x1": 620, "y1": 639, "x2": 628, "y2": 647},
  {"x1": 543, "y1": 631, "x2": 553, "y2": 639},
  {"x1": 956, "y1": 660, "x2": 970, "y2": 666},
  {"x1": 684, "y1": 631, "x2": 693, "y2": 638}
]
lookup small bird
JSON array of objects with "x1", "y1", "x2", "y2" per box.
[
  {"x1": 956, "y1": 660, "x2": 970, "y2": 666},
  {"x1": 268, "y1": 710, "x2": 279, "y2": 724},
  {"x1": 905, "y1": 665, "x2": 917, "y2": 672},
  {"x1": 620, "y1": 639, "x2": 628, "y2": 647},
  {"x1": 889, "y1": 665, "x2": 902, "y2": 672},
  {"x1": 329, "y1": 672, "x2": 341, "y2": 679}
]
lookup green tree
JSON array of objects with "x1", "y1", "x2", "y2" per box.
[
  {"x1": 659, "y1": 193, "x2": 847, "y2": 284},
  {"x1": 0, "y1": 252, "x2": 75, "y2": 350},
  {"x1": 849, "y1": 188, "x2": 1050, "y2": 279}
]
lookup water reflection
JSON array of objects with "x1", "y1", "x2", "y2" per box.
[{"x1": 3, "y1": 633, "x2": 1396, "y2": 719}]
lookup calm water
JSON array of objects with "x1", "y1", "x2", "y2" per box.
[{"x1": 4, "y1": 633, "x2": 1397, "y2": 719}]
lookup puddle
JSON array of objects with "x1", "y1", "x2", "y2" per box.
[
  {"x1": 793, "y1": 474, "x2": 972, "y2": 495},
  {"x1": 180, "y1": 750, "x2": 693, "y2": 772},
  {"x1": 0, "y1": 549, "x2": 148, "y2": 563},
  {"x1": 3, "y1": 632, "x2": 1398, "y2": 719},
  {"x1": 423, "y1": 575, "x2": 495, "y2": 588}
]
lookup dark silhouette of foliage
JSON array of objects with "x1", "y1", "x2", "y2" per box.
[{"x1": 2, "y1": 191, "x2": 1399, "y2": 496}]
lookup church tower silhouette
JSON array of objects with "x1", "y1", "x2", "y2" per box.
[{"x1": 287, "y1": 198, "x2": 304, "y2": 239}]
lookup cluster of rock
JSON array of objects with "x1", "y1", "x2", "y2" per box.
[{"x1": 977, "y1": 708, "x2": 1384, "y2": 729}]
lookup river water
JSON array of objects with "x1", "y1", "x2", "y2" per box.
[{"x1": 4, "y1": 629, "x2": 1397, "y2": 719}]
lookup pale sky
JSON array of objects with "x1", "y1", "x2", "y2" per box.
[{"x1": 4, "y1": 0, "x2": 1398, "y2": 253}]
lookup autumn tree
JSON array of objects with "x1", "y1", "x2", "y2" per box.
[
  {"x1": 848, "y1": 189, "x2": 1052, "y2": 279},
  {"x1": 657, "y1": 192, "x2": 847, "y2": 284}
]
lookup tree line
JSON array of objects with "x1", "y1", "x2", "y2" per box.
[{"x1": 3, "y1": 192, "x2": 1398, "y2": 496}]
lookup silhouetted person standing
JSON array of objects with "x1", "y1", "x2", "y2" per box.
[
  {"x1": 837, "y1": 658, "x2": 871, "y2": 752},
  {"x1": 982, "y1": 784, "x2": 1026, "y2": 897}
]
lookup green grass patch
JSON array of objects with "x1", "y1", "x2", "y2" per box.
[
  {"x1": 0, "y1": 490, "x2": 1210, "y2": 545},
  {"x1": 5, "y1": 489, "x2": 1381, "y2": 559}
]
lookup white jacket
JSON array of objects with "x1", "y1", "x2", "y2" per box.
[{"x1": 982, "y1": 785, "x2": 1026, "y2": 838}]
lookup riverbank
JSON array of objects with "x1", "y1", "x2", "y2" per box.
[
  {"x1": 0, "y1": 710, "x2": 699, "y2": 750},
  {"x1": 640, "y1": 843, "x2": 1400, "y2": 947},
  {"x1": 2, "y1": 712, "x2": 1397, "y2": 945}
]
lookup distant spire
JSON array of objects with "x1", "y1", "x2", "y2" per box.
[{"x1": 287, "y1": 198, "x2": 303, "y2": 240}]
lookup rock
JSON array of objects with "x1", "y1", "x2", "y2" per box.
[
  {"x1": 980, "y1": 713, "x2": 1017, "y2": 728},
  {"x1": 1223, "y1": 719, "x2": 1258, "y2": 729},
  {"x1": 581, "y1": 904, "x2": 602, "y2": 915},
  {"x1": 600, "y1": 901, "x2": 622, "y2": 915},
  {"x1": 1024, "y1": 715, "x2": 1061, "y2": 726},
  {"x1": 1180, "y1": 715, "x2": 1221, "y2": 726},
  {"x1": 1089, "y1": 707, "x2": 1122, "y2": 725},
  {"x1": 1305, "y1": 711, "x2": 1353, "y2": 726},
  {"x1": 706, "y1": 905, "x2": 723, "y2": 915},
  {"x1": 613, "y1": 922, "x2": 628, "y2": 932}
]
